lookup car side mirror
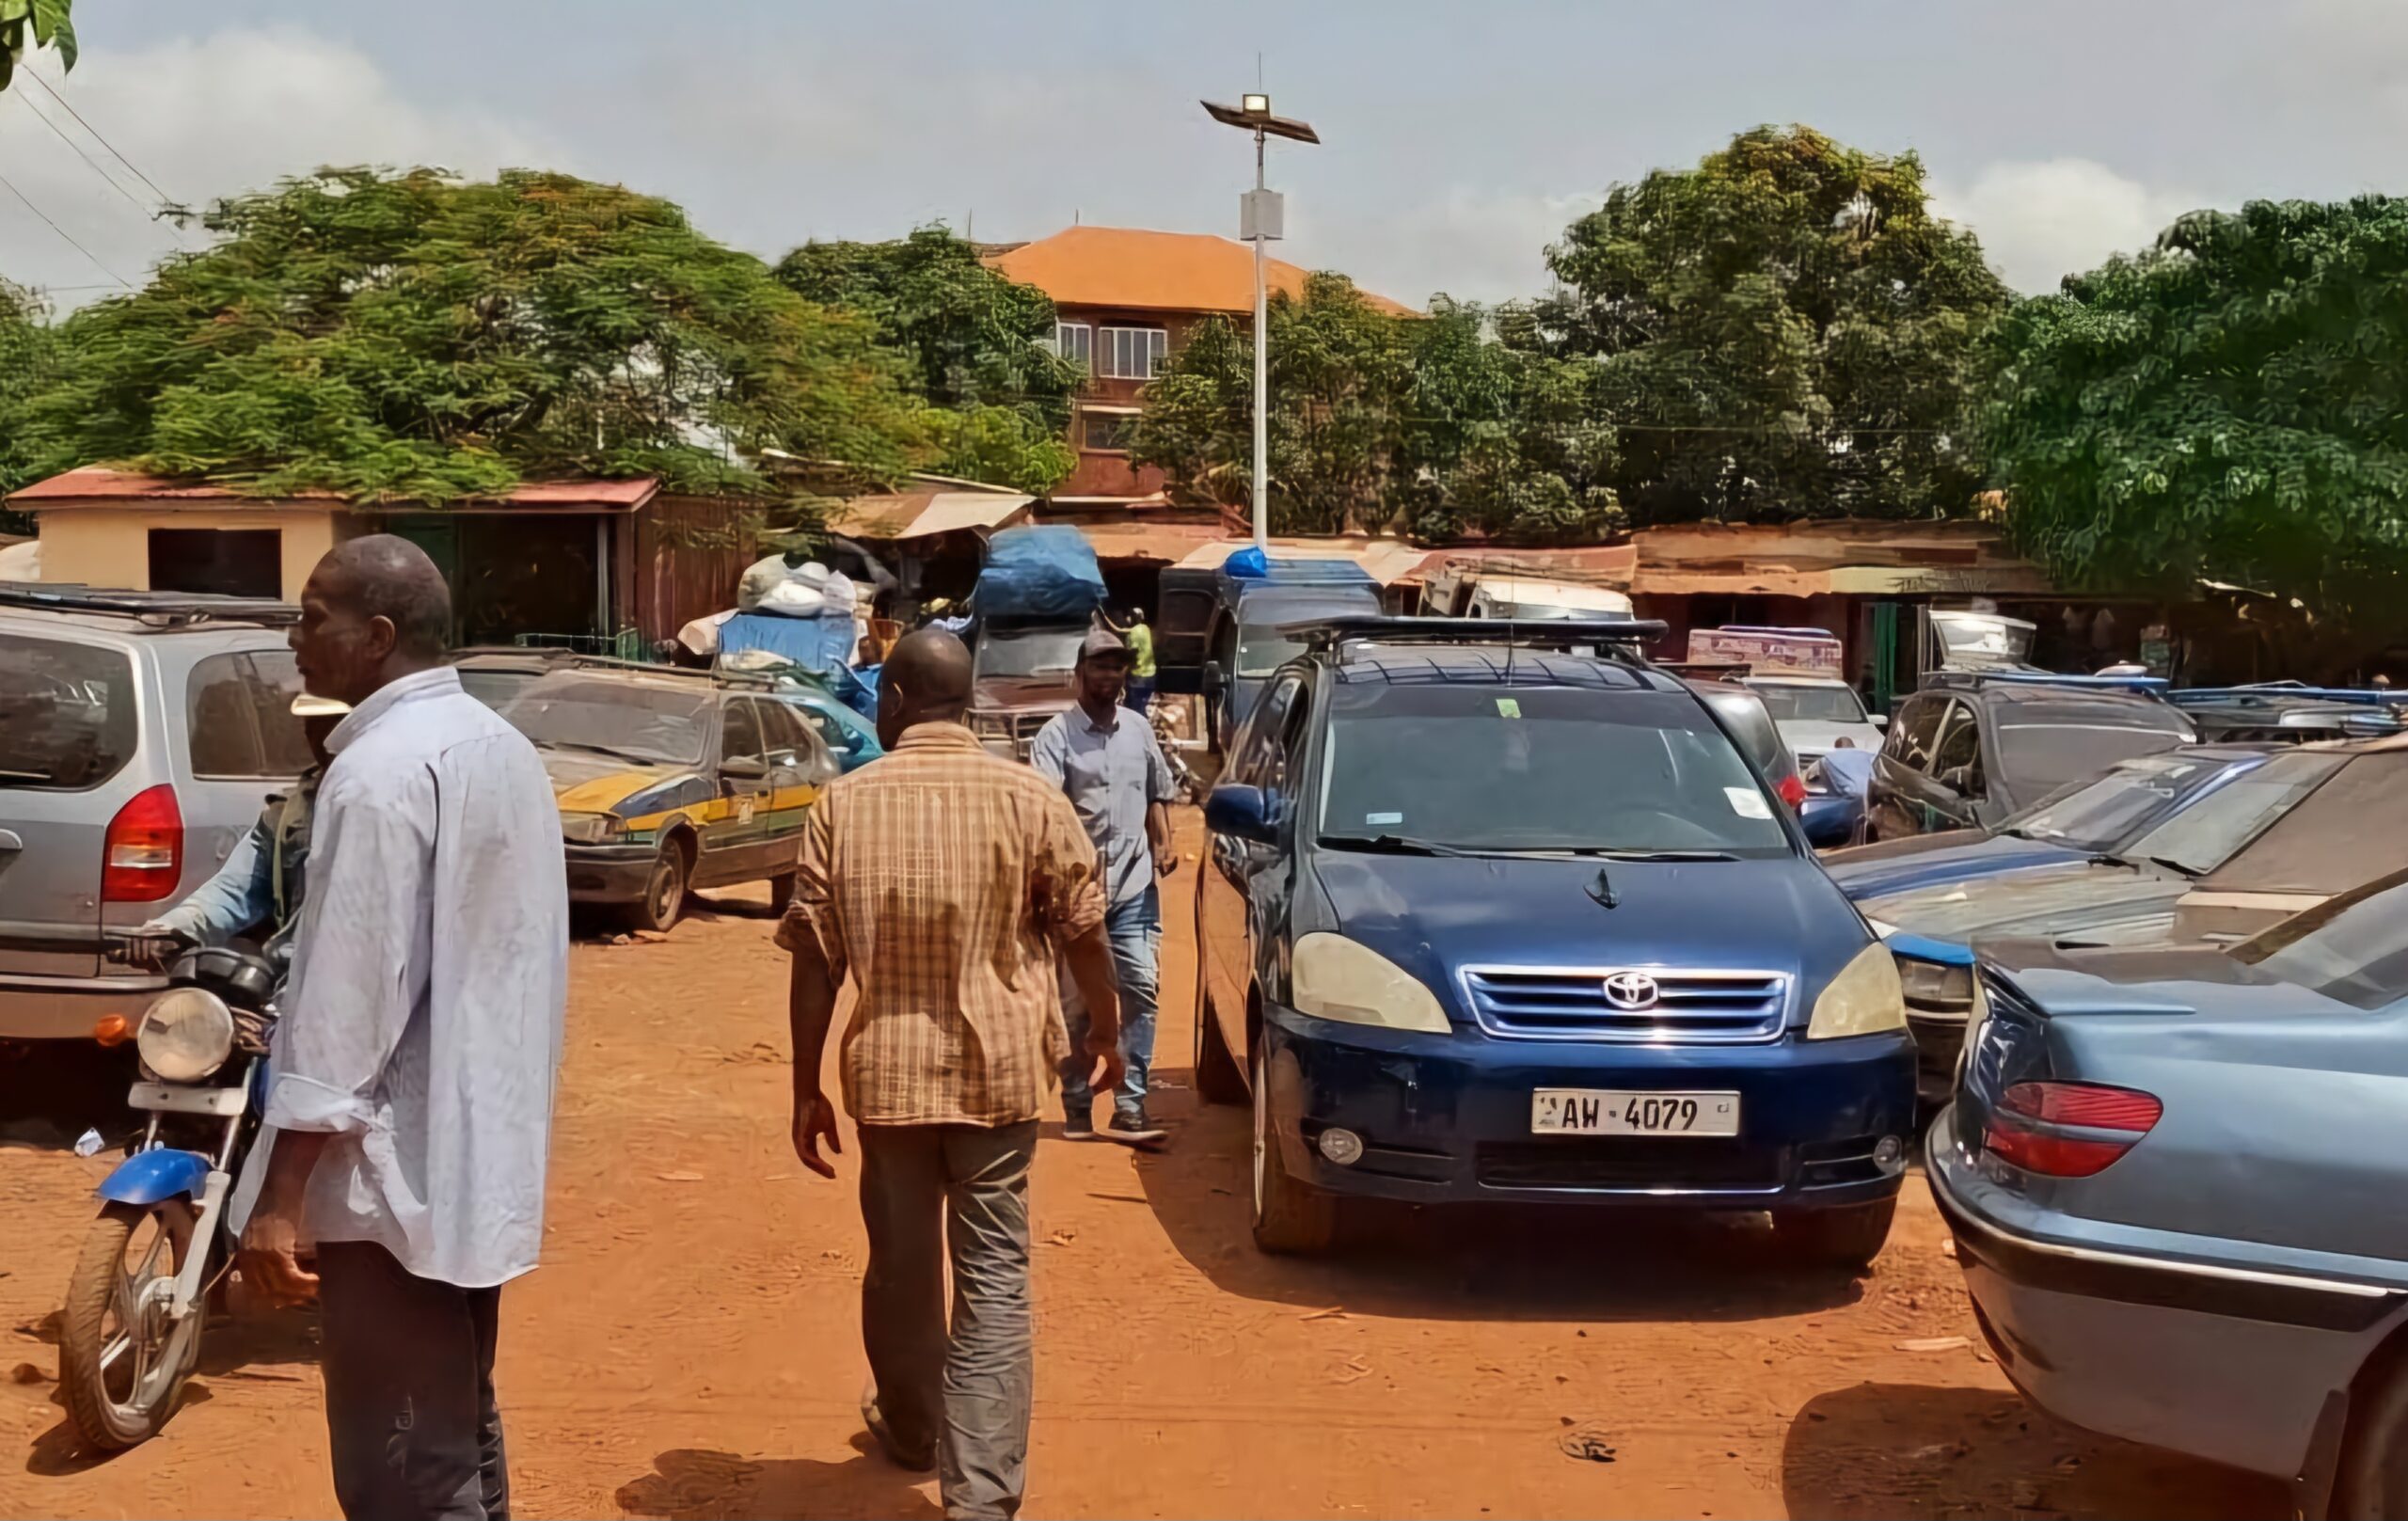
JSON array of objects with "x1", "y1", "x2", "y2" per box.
[
  {"x1": 1205, "y1": 784, "x2": 1278, "y2": 845},
  {"x1": 721, "y1": 755, "x2": 768, "y2": 781},
  {"x1": 1201, "y1": 660, "x2": 1227, "y2": 694},
  {"x1": 1871, "y1": 713, "x2": 1889, "y2": 729}
]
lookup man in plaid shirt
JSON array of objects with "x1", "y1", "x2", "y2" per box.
[{"x1": 778, "y1": 628, "x2": 1123, "y2": 1520}]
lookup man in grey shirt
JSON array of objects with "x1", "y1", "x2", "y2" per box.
[{"x1": 1029, "y1": 626, "x2": 1179, "y2": 1146}]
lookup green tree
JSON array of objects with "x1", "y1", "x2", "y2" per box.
[
  {"x1": 0, "y1": 278, "x2": 56, "y2": 515},
  {"x1": 774, "y1": 226, "x2": 1078, "y2": 493},
  {"x1": 1531, "y1": 124, "x2": 2007, "y2": 524},
  {"x1": 19, "y1": 167, "x2": 928, "y2": 504},
  {"x1": 1988, "y1": 198, "x2": 2408, "y2": 635},
  {"x1": 0, "y1": 0, "x2": 75, "y2": 94}
]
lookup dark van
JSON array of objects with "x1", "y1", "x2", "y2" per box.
[{"x1": 1154, "y1": 554, "x2": 1383, "y2": 752}]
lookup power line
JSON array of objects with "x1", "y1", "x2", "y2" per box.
[
  {"x1": 0, "y1": 166, "x2": 131, "y2": 288},
  {"x1": 10, "y1": 88, "x2": 157, "y2": 221},
  {"x1": 22, "y1": 66, "x2": 181, "y2": 209}
]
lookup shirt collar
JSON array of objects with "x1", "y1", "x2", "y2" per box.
[
  {"x1": 891, "y1": 721, "x2": 986, "y2": 753},
  {"x1": 325, "y1": 666, "x2": 463, "y2": 756},
  {"x1": 1077, "y1": 704, "x2": 1122, "y2": 737}
]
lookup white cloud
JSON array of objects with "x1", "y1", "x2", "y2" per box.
[
  {"x1": 1934, "y1": 158, "x2": 2205, "y2": 295},
  {"x1": 1318, "y1": 187, "x2": 1604, "y2": 310},
  {"x1": 0, "y1": 28, "x2": 557, "y2": 305}
]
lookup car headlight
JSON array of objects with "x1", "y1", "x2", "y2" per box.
[
  {"x1": 1896, "y1": 955, "x2": 1975, "y2": 1014},
  {"x1": 1291, "y1": 933, "x2": 1452, "y2": 1035},
  {"x1": 560, "y1": 813, "x2": 625, "y2": 845},
  {"x1": 1807, "y1": 942, "x2": 1908, "y2": 1040},
  {"x1": 136, "y1": 988, "x2": 236, "y2": 1082},
  {"x1": 970, "y1": 711, "x2": 1010, "y2": 738}
]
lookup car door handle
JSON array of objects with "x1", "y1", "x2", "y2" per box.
[{"x1": 0, "y1": 830, "x2": 20, "y2": 851}]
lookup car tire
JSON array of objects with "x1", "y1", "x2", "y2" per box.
[
  {"x1": 1770, "y1": 1196, "x2": 1896, "y2": 1274},
  {"x1": 767, "y1": 872, "x2": 798, "y2": 914},
  {"x1": 1250, "y1": 1038, "x2": 1337, "y2": 1255},
  {"x1": 1193, "y1": 982, "x2": 1246, "y2": 1106},
  {"x1": 2332, "y1": 1352, "x2": 2408, "y2": 1519},
  {"x1": 629, "y1": 837, "x2": 690, "y2": 934}
]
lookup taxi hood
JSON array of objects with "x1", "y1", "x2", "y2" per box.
[
  {"x1": 1304, "y1": 848, "x2": 1872, "y2": 1023},
  {"x1": 1857, "y1": 857, "x2": 2192, "y2": 947}
]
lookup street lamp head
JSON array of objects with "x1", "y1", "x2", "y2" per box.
[
  {"x1": 1242, "y1": 92, "x2": 1271, "y2": 115},
  {"x1": 1199, "y1": 98, "x2": 1321, "y2": 145}
]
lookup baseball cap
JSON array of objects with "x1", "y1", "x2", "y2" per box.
[
  {"x1": 291, "y1": 693, "x2": 353, "y2": 719},
  {"x1": 1078, "y1": 627, "x2": 1132, "y2": 663}
]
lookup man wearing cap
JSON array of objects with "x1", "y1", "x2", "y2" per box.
[
  {"x1": 1029, "y1": 626, "x2": 1180, "y2": 1146},
  {"x1": 133, "y1": 692, "x2": 348, "y2": 967}
]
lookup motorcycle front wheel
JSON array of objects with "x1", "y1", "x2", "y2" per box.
[{"x1": 59, "y1": 1199, "x2": 204, "y2": 1450}]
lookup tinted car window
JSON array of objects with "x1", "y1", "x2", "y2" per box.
[
  {"x1": 1887, "y1": 696, "x2": 1944, "y2": 768},
  {"x1": 721, "y1": 698, "x2": 765, "y2": 764},
  {"x1": 1992, "y1": 699, "x2": 2194, "y2": 796},
  {"x1": 1316, "y1": 684, "x2": 1792, "y2": 857},
  {"x1": 187, "y1": 651, "x2": 311, "y2": 779},
  {"x1": 2235, "y1": 866, "x2": 2408, "y2": 1010},
  {"x1": 1931, "y1": 701, "x2": 1983, "y2": 783},
  {"x1": 0, "y1": 633, "x2": 136, "y2": 790}
]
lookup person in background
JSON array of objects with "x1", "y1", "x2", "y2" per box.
[
  {"x1": 779, "y1": 628, "x2": 1123, "y2": 1520},
  {"x1": 238, "y1": 536, "x2": 567, "y2": 1521},
  {"x1": 1029, "y1": 626, "x2": 1179, "y2": 1148},
  {"x1": 131, "y1": 693, "x2": 347, "y2": 968},
  {"x1": 1112, "y1": 605, "x2": 1158, "y2": 715},
  {"x1": 1816, "y1": 735, "x2": 1877, "y2": 802}
]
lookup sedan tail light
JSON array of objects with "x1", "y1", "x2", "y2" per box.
[
  {"x1": 1983, "y1": 1080, "x2": 2162, "y2": 1178},
  {"x1": 102, "y1": 784, "x2": 183, "y2": 904},
  {"x1": 1776, "y1": 773, "x2": 1809, "y2": 810}
]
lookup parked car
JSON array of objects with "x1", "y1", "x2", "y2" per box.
[
  {"x1": 489, "y1": 665, "x2": 838, "y2": 930},
  {"x1": 1194, "y1": 615, "x2": 1914, "y2": 1266},
  {"x1": 1736, "y1": 673, "x2": 1886, "y2": 760},
  {"x1": 1686, "y1": 680, "x2": 1853, "y2": 848},
  {"x1": 2168, "y1": 683, "x2": 2404, "y2": 744},
  {"x1": 769, "y1": 677, "x2": 884, "y2": 772},
  {"x1": 1155, "y1": 555, "x2": 1385, "y2": 753},
  {"x1": 0, "y1": 586, "x2": 307, "y2": 1047},
  {"x1": 1928, "y1": 865, "x2": 2408, "y2": 1516},
  {"x1": 1861, "y1": 737, "x2": 2408, "y2": 1103},
  {"x1": 1867, "y1": 673, "x2": 2195, "y2": 841}
]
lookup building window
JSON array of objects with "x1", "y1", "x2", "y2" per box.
[
  {"x1": 148, "y1": 528, "x2": 282, "y2": 598},
  {"x1": 1100, "y1": 325, "x2": 1169, "y2": 380},
  {"x1": 1083, "y1": 411, "x2": 1136, "y2": 452},
  {"x1": 1054, "y1": 321, "x2": 1093, "y2": 368}
]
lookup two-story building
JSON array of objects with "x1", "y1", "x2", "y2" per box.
[{"x1": 984, "y1": 225, "x2": 1415, "y2": 506}]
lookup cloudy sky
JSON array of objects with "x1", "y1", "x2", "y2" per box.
[{"x1": 4, "y1": 0, "x2": 2405, "y2": 310}]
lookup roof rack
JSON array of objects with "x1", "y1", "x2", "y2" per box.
[
  {"x1": 0, "y1": 582, "x2": 299, "y2": 628},
  {"x1": 2170, "y1": 684, "x2": 2408, "y2": 709},
  {"x1": 1280, "y1": 614, "x2": 1667, "y2": 663},
  {"x1": 1924, "y1": 669, "x2": 2169, "y2": 695}
]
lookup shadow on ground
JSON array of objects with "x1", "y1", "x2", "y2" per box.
[
  {"x1": 1780, "y1": 1381, "x2": 2288, "y2": 1519},
  {"x1": 616, "y1": 1444, "x2": 941, "y2": 1521},
  {"x1": 1134, "y1": 1065, "x2": 1868, "y2": 1323},
  {"x1": 16, "y1": 1302, "x2": 320, "y2": 1476}
]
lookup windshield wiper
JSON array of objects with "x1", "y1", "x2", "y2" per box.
[
  {"x1": 2145, "y1": 854, "x2": 2204, "y2": 879},
  {"x1": 1544, "y1": 848, "x2": 1739, "y2": 862},
  {"x1": 541, "y1": 739, "x2": 660, "y2": 764},
  {"x1": 1321, "y1": 833, "x2": 1480, "y2": 858}
]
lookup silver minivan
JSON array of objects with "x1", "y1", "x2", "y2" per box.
[{"x1": 0, "y1": 587, "x2": 306, "y2": 1047}]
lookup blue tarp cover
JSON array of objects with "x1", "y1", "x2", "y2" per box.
[
  {"x1": 720, "y1": 611, "x2": 877, "y2": 717},
  {"x1": 973, "y1": 526, "x2": 1107, "y2": 620}
]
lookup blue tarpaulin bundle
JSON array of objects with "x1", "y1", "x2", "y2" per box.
[
  {"x1": 719, "y1": 611, "x2": 877, "y2": 717},
  {"x1": 972, "y1": 526, "x2": 1107, "y2": 620}
]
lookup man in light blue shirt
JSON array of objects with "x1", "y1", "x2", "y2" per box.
[
  {"x1": 236, "y1": 537, "x2": 566, "y2": 1521},
  {"x1": 1030, "y1": 627, "x2": 1179, "y2": 1146}
]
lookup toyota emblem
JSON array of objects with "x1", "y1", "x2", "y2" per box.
[{"x1": 1602, "y1": 972, "x2": 1660, "y2": 1010}]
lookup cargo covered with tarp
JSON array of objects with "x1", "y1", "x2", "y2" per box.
[{"x1": 971, "y1": 526, "x2": 1107, "y2": 622}]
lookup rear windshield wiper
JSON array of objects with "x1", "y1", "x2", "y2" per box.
[{"x1": 1320, "y1": 833, "x2": 1479, "y2": 858}]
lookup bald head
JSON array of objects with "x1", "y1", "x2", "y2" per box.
[
  {"x1": 292, "y1": 534, "x2": 452, "y2": 705},
  {"x1": 878, "y1": 627, "x2": 974, "y2": 746}
]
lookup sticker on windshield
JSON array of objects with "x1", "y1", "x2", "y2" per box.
[
  {"x1": 1495, "y1": 697, "x2": 1522, "y2": 719},
  {"x1": 1366, "y1": 811, "x2": 1404, "y2": 826},
  {"x1": 1725, "y1": 787, "x2": 1773, "y2": 820}
]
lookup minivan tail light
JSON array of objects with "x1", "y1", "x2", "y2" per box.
[
  {"x1": 1983, "y1": 1080, "x2": 2162, "y2": 1178},
  {"x1": 102, "y1": 784, "x2": 183, "y2": 903},
  {"x1": 1776, "y1": 773, "x2": 1809, "y2": 809}
]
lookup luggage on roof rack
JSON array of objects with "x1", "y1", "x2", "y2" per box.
[
  {"x1": 1278, "y1": 614, "x2": 1666, "y2": 657},
  {"x1": 0, "y1": 582, "x2": 298, "y2": 626}
]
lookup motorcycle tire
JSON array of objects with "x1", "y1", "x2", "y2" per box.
[{"x1": 59, "y1": 1199, "x2": 204, "y2": 1450}]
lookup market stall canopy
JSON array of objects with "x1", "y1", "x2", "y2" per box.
[{"x1": 824, "y1": 491, "x2": 1034, "y2": 543}]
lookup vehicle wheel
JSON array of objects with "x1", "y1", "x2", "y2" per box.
[
  {"x1": 2333, "y1": 1353, "x2": 2408, "y2": 1519},
  {"x1": 767, "y1": 872, "x2": 798, "y2": 914},
  {"x1": 1770, "y1": 1196, "x2": 1897, "y2": 1274},
  {"x1": 59, "y1": 1200, "x2": 203, "y2": 1450},
  {"x1": 629, "y1": 838, "x2": 689, "y2": 933},
  {"x1": 1251, "y1": 1039, "x2": 1337, "y2": 1254},
  {"x1": 1193, "y1": 978, "x2": 1246, "y2": 1106}
]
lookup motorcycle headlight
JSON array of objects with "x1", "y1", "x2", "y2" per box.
[
  {"x1": 560, "y1": 812, "x2": 625, "y2": 846},
  {"x1": 1808, "y1": 942, "x2": 1908, "y2": 1040},
  {"x1": 1290, "y1": 933, "x2": 1452, "y2": 1035},
  {"x1": 136, "y1": 988, "x2": 236, "y2": 1082},
  {"x1": 1896, "y1": 955, "x2": 1975, "y2": 1015}
]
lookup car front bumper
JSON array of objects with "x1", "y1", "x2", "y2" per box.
[
  {"x1": 1260, "y1": 1004, "x2": 1914, "y2": 1211},
  {"x1": 1925, "y1": 1116, "x2": 2402, "y2": 1483},
  {"x1": 564, "y1": 842, "x2": 657, "y2": 905},
  {"x1": 0, "y1": 971, "x2": 168, "y2": 1041}
]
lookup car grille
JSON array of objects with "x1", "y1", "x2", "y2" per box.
[
  {"x1": 1458, "y1": 966, "x2": 1791, "y2": 1043},
  {"x1": 1475, "y1": 1138, "x2": 1784, "y2": 1192}
]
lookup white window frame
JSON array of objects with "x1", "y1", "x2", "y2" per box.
[
  {"x1": 1054, "y1": 321, "x2": 1093, "y2": 368},
  {"x1": 1099, "y1": 325, "x2": 1169, "y2": 380}
]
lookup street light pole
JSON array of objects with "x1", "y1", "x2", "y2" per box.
[{"x1": 1202, "y1": 93, "x2": 1318, "y2": 554}]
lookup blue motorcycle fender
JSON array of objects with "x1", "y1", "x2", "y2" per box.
[{"x1": 96, "y1": 1149, "x2": 212, "y2": 1206}]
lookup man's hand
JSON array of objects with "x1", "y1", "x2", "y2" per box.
[
  {"x1": 119, "y1": 922, "x2": 193, "y2": 970},
  {"x1": 1154, "y1": 850, "x2": 1180, "y2": 879},
  {"x1": 792, "y1": 1090, "x2": 844, "y2": 1179},
  {"x1": 237, "y1": 1204, "x2": 319, "y2": 1307},
  {"x1": 1085, "y1": 1022, "x2": 1126, "y2": 1100}
]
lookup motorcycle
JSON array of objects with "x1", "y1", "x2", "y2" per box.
[{"x1": 58, "y1": 943, "x2": 279, "y2": 1450}]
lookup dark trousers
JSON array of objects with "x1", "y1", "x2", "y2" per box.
[
  {"x1": 857, "y1": 1120, "x2": 1037, "y2": 1521},
  {"x1": 316, "y1": 1241, "x2": 508, "y2": 1521}
]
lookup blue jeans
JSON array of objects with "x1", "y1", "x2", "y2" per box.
[
  {"x1": 1060, "y1": 885, "x2": 1160, "y2": 1120},
  {"x1": 1122, "y1": 676, "x2": 1155, "y2": 715}
]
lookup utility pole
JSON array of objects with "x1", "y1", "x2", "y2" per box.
[{"x1": 1203, "y1": 93, "x2": 1318, "y2": 550}]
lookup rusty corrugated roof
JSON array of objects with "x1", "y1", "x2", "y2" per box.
[
  {"x1": 985, "y1": 226, "x2": 1418, "y2": 318},
  {"x1": 10, "y1": 466, "x2": 661, "y2": 511}
]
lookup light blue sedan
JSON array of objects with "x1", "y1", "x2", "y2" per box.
[{"x1": 1929, "y1": 864, "x2": 2408, "y2": 1515}]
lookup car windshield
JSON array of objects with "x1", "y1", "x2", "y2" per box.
[
  {"x1": 2119, "y1": 751, "x2": 2345, "y2": 876},
  {"x1": 1993, "y1": 701, "x2": 2193, "y2": 796},
  {"x1": 2004, "y1": 753, "x2": 2238, "y2": 851},
  {"x1": 455, "y1": 667, "x2": 544, "y2": 710},
  {"x1": 498, "y1": 675, "x2": 712, "y2": 765},
  {"x1": 1317, "y1": 684, "x2": 1793, "y2": 857},
  {"x1": 2233, "y1": 866, "x2": 2408, "y2": 1010},
  {"x1": 1745, "y1": 682, "x2": 1867, "y2": 723},
  {"x1": 976, "y1": 627, "x2": 1083, "y2": 680},
  {"x1": 0, "y1": 634, "x2": 136, "y2": 790}
]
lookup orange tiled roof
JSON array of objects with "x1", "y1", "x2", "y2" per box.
[{"x1": 985, "y1": 226, "x2": 1418, "y2": 318}]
